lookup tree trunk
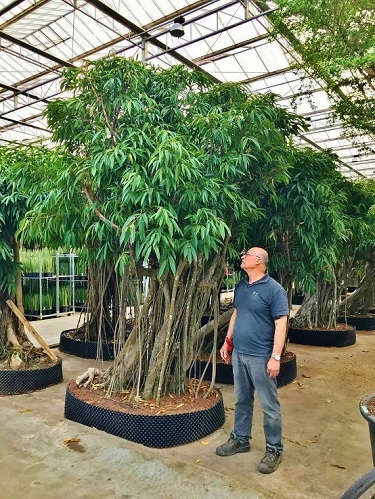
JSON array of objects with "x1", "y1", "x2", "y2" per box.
[{"x1": 340, "y1": 267, "x2": 375, "y2": 314}]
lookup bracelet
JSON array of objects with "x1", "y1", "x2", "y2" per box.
[{"x1": 225, "y1": 336, "x2": 233, "y2": 351}]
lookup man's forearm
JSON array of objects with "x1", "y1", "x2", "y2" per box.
[
  {"x1": 272, "y1": 315, "x2": 288, "y2": 355},
  {"x1": 226, "y1": 309, "x2": 237, "y2": 340}
]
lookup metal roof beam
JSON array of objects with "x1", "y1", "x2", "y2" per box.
[
  {"x1": 146, "y1": 7, "x2": 277, "y2": 63},
  {"x1": 240, "y1": 67, "x2": 292, "y2": 84},
  {"x1": 85, "y1": 0, "x2": 222, "y2": 82},
  {"x1": 0, "y1": 0, "x2": 29, "y2": 17},
  {"x1": 0, "y1": 81, "x2": 49, "y2": 102},
  {"x1": 297, "y1": 134, "x2": 365, "y2": 177},
  {"x1": 0, "y1": 0, "x2": 51, "y2": 29},
  {"x1": 193, "y1": 33, "x2": 270, "y2": 64},
  {"x1": 0, "y1": 114, "x2": 49, "y2": 132},
  {"x1": 0, "y1": 31, "x2": 74, "y2": 67}
]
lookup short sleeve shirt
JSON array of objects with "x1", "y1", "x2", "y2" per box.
[{"x1": 233, "y1": 274, "x2": 289, "y2": 357}]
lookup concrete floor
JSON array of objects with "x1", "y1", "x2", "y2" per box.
[{"x1": 0, "y1": 316, "x2": 374, "y2": 499}]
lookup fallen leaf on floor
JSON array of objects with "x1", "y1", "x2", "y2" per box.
[
  {"x1": 63, "y1": 437, "x2": 80, "y2": 444},
  {"x1": 330, "y1": 464, "x2": 346, "y2": 469},
  {"x1": 284, "y1": 437, "x2": 307, "y2": 448},
  {"x1": 306, "y1": 440, "x2": 318, "y2": 444},
  {"x1": 300, "y1": 365, "x2": 304, "y2": 368},
  {"x1": 200, "y1": 441, "x2": 209, "y2": 445},
  {"x1": 302, "y1": 373, "x2": 311, "y2": 378},
  {"x1": 334, "y1": 356, "x2": 340, "y2": 359},
  {"x1": 19, "y1": 408, "x2": 32, "y2": 413},
  {"x1": 326, "y1": 400, "x2": 331, "y2": 403},
  {"x1": 362, "y1": 350, "x2": 369, "y2": 352},
  {"x1": 195, "y1": 459, "x2": 201, "y2": 464}
]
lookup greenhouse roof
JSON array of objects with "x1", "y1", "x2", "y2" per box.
[{"x1": 0, "y1": 0, "x2": 374, "y2": 178}]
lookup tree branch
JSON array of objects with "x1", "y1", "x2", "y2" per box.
[{"x1": 83, "y1": 183, "x2": 120, "y2": 231}]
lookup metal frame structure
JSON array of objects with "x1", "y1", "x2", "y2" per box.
[{"x1": 0, "y1": 0, "x2": 374, "y2": 178}]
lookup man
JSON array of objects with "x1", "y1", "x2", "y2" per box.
[{"x1": 216, "y1": 247, "x2": 289, "y2": 474}]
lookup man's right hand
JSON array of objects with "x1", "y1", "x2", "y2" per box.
[{"x1": 220, "y1": 343, "x2": 231, "y2": 364}]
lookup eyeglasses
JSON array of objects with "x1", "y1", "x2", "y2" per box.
[{"x1": 243, "y1": 252, "x2": 261, "y2": 258}]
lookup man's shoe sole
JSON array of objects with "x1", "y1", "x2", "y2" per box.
[{"x1": 216, "y1": 446, "x2": 250, "y2": 457}]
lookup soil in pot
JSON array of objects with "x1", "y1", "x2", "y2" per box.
[
  {"x1": 366, "y1": 396, "x2": 375, "y2": 417},
  {"x1": 67, "y1": 378, "x2": 218, "y2": 416}
]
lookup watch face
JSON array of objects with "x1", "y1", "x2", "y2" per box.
[{"x1": 272, "y1": 354, "x2": 281, "y2": 361}]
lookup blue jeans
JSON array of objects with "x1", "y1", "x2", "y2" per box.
[{"x1": 231, "y1": 350, "x2": 283, "y2": 453}]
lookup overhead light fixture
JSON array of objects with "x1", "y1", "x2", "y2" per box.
[{"x1": 170, "y1": 16, "x2": 185, "y2": 38}]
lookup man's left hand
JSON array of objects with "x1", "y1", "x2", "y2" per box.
[{"x1": 267, "y1": 358, "x2": 280, "y2": 378}]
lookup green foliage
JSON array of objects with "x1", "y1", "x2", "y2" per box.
[
  {"x1": 246, "y1": 146, "x2": 348, "y2": 322},
  {"x1": 0, "y1": 148, "x2": 33, "y2": 298},
  {"x1": 271, "y1": 0, "x2": 375, "y2": 135},
  {"x1": 37, "y1": 56, "x2": 304, "y2": 277},
  {"x1": 59, "y1": 285, "x2": 71, "y2": 306}
]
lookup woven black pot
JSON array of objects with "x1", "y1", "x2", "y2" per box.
[
  {"x1": 359, "y1": 392, "x2": 375, "y2": 466},
  {"x1": 64, "y1": 384, "x2": 225, "y2": 448},
  {"x1": 288, "y1": 326, "x2": 356, "y2": 347},
  {"x1": 338, "y1": 316, "x2": 375, "y2": 331},
  {"x1": 292, "y1": 294, "x2": 305, "y2": 305},
  {"x1": 0, "y1": 357, "x2": 63, "y2": 395},
  {"x1": 59, "y1": 330, "x2": 115, "y2": 360},
  {"x1": 189, "y1": 352, "x2": 297, "y2": 388}
]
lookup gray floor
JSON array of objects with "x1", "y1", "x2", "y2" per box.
[
  {"x1": 26, "y1": 312, "x2": 85, "y2": 348},
  {"x1": 1, "y1": 315, "x2": 375, "y2": 498}
]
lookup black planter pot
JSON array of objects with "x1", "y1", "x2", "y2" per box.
[
  {"x1": 74, "y1": 303, "x2": 87, "y2": 312},
  {"x1": 64, "y1": 383, "x2": 225, "y2": 448},
  {"x1": 292, "y1": 294, "x2": 305, "y2": 305},
  {"x1": 338, "y1": 316, "x2": 375, "y2": 331},
  {"x1": 59, "y1": 331, "x2": 115, "y2": 360},
  {"x1": 359, "y1": 392, "x2": 375, "y2": 466},
  {"x1": 0, "y1": 357, "x2": 63, "y2": 395},
  {"x1": 288, "y1": 326, "x2": 356, "y2": 347},
  {"x1": 189, "y1": 352, "x2": 297, "y2": 388},
  {"x1": 24, "y1": 272, "x2": 39, "y2": 278}
]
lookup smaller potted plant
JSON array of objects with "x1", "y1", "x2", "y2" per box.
[
  {"x1": 59, "y1": 285, "x2": 71, "y2": 313},
  {"x1": 359, "y1": 392, "x2": 375, "y2": 466}
]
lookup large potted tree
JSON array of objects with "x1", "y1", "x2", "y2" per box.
[
  {"x1": 17, "y1": 55, "x2": 306, "y2": 447},
  {"x1": 250, "y1": 147, "x2": 357, "y2": 347},
  {"x1": 0, "y1": 146, "x2": 62, "y2": 395},
  {"x1": 337, "y1": 179, "x2": 375, "y2": 330}
]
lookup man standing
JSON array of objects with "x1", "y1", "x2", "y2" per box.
[{"x1": 216, "y1": 247, "x2": 289, "y2": 474}]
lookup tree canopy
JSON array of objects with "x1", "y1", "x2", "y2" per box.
[
  {"x1": 19, "y1": 55, "x2": 304, "y2": 400},
  {"x1": 271, "y1": 0, "x2": 375, "y2": 136}
]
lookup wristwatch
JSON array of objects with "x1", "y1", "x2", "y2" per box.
[{"x1": 271, "y1": 354, "x2": 281, "y2": 361}]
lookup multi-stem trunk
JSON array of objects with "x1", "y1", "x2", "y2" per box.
[
  {"x1": 340, "y1": 266, "x2": 375, "y2": 315},
  {"x1": 102, "y1": 251, "x2": 228, "y2": 401}
]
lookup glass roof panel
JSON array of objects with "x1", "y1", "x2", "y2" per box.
[{"x1": 0, "y1": 0, "x2": 373, "y2": 177}]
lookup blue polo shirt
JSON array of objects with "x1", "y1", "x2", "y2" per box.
[{"x1": 232, "y1": 274, "x2": 289, "y2": 357}]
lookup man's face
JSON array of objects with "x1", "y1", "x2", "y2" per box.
[{"x1": 240, "y1": 249, "x2": 261, "y2": 270}]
